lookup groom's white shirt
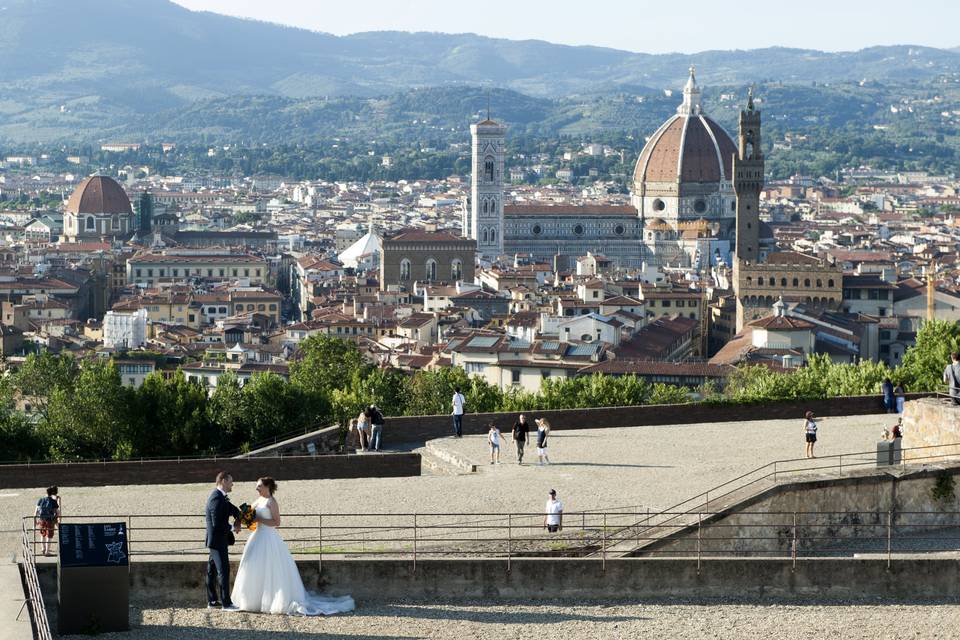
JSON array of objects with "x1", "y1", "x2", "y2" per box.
[{"x1": 217, "y1": 487, "x2": 227, "y2": 497}]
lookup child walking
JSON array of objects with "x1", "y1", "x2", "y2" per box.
[
  {"x1": 535, "y1": 418, "x2": 551, "y2": 465},
  {"x1": 488, "y1": 423, "x2": 501, "y2": 464}
]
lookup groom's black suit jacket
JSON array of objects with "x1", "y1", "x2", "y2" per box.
[{"x1": 205, "y1": 489, "x2": 241, "y2": 551}]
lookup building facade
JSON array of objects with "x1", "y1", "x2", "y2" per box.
[{"x1": 380, "y1": 229, "x2": 476, "y2": 290}]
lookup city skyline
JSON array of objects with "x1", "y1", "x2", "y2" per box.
[{"x1": 172, "y1": 0, "x2": 960, "y2": 54}]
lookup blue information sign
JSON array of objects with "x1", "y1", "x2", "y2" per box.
[{"x1": 59, "y1": 522, "x2": 129, "y2": 568}]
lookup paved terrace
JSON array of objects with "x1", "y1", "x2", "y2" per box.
[{"x1": 0, "y1": 413, "x2": 893, "y2": 558}]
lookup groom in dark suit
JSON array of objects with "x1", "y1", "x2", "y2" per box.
[{"x1": 205, "y1": 471, "x2": 242, "y2": 610}]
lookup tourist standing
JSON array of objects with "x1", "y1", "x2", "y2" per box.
[
  {"x1": 535, "y1": 418, "x2": 551, "y2": 465},
  {"x1": 944, "y1": 352, "x2": 960, "y2": 405},
  {"x1": 881, "y1": 378, "x2": 895, "y2": 413},
  {"x1": 487, "y1": 423, "x2": 502, "y2": 464},
  {"x1": 804, "y1": 411, "x2": 818, "y2": 459},
  {"x1": 367, "y1": 405, "x2": 385, "y2": 452},
  {"x1": 451, "y1": 387, "x2": 466, "y2": 438},
  {"x1": 512, "y1": 414, "x2": 530, "y2": 464},
  {"x1": 355, "y1": 410, "x2": 369, "y2": 452},
  {"x1": 34, "y1": 486, "x2": 60, "y2": 557},
  {"x1": 894, "y1": 382, "x2": 907, "y2": 414},
  {"x1": 543, "y1": 489, "x2": 563, "y2": 533}
]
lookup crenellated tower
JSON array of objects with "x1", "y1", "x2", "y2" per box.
[{"x1": 733, "y1": 89, "x2": 763, "y2": 263}]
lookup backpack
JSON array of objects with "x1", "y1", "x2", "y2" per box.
[{"x1": 37, "y1": 496, "x2": 57, "y2": 519}]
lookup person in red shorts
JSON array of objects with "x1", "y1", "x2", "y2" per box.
[{"x1": 34, "y1": 486, "x2": 61, "y2": 556}]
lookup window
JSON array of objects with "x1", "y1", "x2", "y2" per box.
[
  {"x1": 793, "y1": 277, "x2": 799, "y2": 287},
  {"x1": 258, "y1": 304, "x2": 266, "y2": 311},
  {"x1": 219, "y1": 269, "x2": 225, "y2": 277},
  {"x1": 816, "y1": 279, "x2": 822, "y2": 288},
  {"x1": 804, "y1": 278, "x2": 811, "y2": 287},
  {"x1": 147, "y1": 269, "x2": 153, "y2": 277},
  {"x1": 219, "y1": 306, "x2": 227, "y2": 314},
  {"x1": 653, "y1": 198, "x2": 665, "y2": 211},
  {"x1": 244, "y1": 269, "x2": 250, "y2": 277},
  {"x1": 112, "y1": 216, "x2": 120, "y2": 230},
  {"x1": 614, "y1": 224, "x2": 624, "y2": 235},
  {"x1": 232, "y1": 269, "x2": 238, "y2": 276},
  {"x1": 693, "y1": 199, "x2": 706, "y2": 214},
  {"x1": 573, "y1": 224, "x2": 584, "y2": 235},
  {"x1": 662, "y1": 300, "x2": 671, "y2": 307},
  {"x1": 465, "y1": 362, "x2": 486, "y2": 374},
  {"x1": 758, "y1": 277, "x2": 764, "y2": 286},
  {"x1": 136, "y1": 269, "x2": 142, "y2": 278},
  {"x1": 85, "y1": 216, "x2": 95, "y2": 230},
  {"x1": 173, "y1": 269, "x2": 179, "y2": 277},
  {"x1": 425, "y1": 259, "x2": 438, "y2": 281},
  {"x1": 269, "y1": 304, "x2": 277, "y2": 311},
  {"x1": 256, "y1": 269, "x2": 262, "y2": 277},
  {"x1": 188, "y1": 314, "x2": 195, "y2": 323},
  {"x1": 781, "y1": 278, "x2": 787, "y2": 287},
  {"x1": 400, "y1": 259, "x2": 411, "y2": 281},
  {"x1": 451, "y1": 259, "x2": 463, "y2": 281},
  {"x1": 879, "y1": 330, "x2": 891, "y2": 340},
  {"x1": 532, "y1": 224, "x2": 542, "y2": 235},
  {"x1": 208, "y1": 269, "x2": 214, "y2": 277},
  {"x1": 159, "y1": 269, "x2": 166, "y2": 277},
  {"x1": 828, "y1": 279, "x2": 835, "y2": 288},
  {"x1": 247, "y1": 304, "x2": 255, "y2": 311},
  {"x1": 592, "y1": 290, "x2": 599, "y2": 299},
  {"x1": 484, "y1": 157, "x2": 495, "y2": 182},
  {"x1": 236, "y1": 304, "x2": 243, "y2": 312},
  {"x1": 511, "y1": 370, "x2": 521, "y2": 385}
]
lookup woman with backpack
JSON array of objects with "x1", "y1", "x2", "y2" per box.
[{"x1": 34, "y1": 486, "x2": 61, "y2": 556}]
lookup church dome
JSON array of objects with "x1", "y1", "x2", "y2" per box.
[
  {"x1": 633, "y1": 67, "x2": 736, "y2": 187},
  {"x1": 65, "y1": 175, "x2": 132, "y2": 215}
]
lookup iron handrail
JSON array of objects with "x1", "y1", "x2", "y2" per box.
[{"x1": 19, "y1": 519, "x2": 53, "y2": 640}]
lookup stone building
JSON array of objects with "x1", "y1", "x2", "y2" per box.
[
  {"x1": 62, "y1": 175, "x2": 134, "y2": 243},
  {"x1": 464, "y1": 67, "x2": 739, "y2": 270},
  {"x1": 730, "y1": 93, "x2": 842, "y2": 330},
  {"x1": 380, "y1": 229, "x2": 476, "y2": 290}
]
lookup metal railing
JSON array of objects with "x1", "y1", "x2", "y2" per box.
[
  {"x1": 19, "y1": 519, "x2": 53, "y2": 640},
  {"x1": 600, "y1": 439, "x2": 960, "y2": 554},
  {"x1": 22, "y1": 507, "x2": 960, "y2": 572}
]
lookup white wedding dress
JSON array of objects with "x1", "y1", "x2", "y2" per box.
[{"x1": 231, "y1": 500, "x2": 355, "y2": 615}]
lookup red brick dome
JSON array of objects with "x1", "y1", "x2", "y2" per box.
[
  {"x1": 65, "y1": 176, "x2": 132, "y2": 215},
  {"x1": 633, "y1": 67, "x2": 736, "y2": 187}
]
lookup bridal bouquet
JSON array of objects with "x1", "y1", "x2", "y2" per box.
[{"x1": 238, "y1": 503, "x2": 257, "y2": 531}]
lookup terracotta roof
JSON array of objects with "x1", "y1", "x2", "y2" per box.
[
  {"x1": 384, "y1": 229, "x2": 468, "y2": 243},
  {"x1": 633, "y1": 114, "x2": 735, "y2": 185},
  {"x1": 504, "y1": 204, "x2": 636, "y2": 216},
  {"x1": 749, "y1": 315, "x2": 814, "y2": 331},
  {"x1": 65, "y1": 176, "x2": 132, "y2": 215}
]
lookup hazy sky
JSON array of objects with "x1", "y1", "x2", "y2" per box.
[{"x1": 172, "y1": 0, "x2": 960, "y2": 53}]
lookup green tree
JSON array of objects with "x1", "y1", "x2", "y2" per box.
[
  {"x1": 242, "y1": 372, "x2": 312, "y2": 446},
  {"x1": 896, "y1": 319, "x2": 960, "y2": 391},
  {"x1": 129, "y1": 370, "x2": 212, "y2": 457},
  {"x1": 40, "y1": 361, "x2": 132, "y2": 460},
  {"x1": 13, "y1": 352, "x2": 78, "y2": 423},
  {"x1": 206, "y1": 372, "x2": 248, "y2": 450}
]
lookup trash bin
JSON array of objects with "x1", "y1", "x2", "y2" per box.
[
  {"x1": 876, "y1": 440, "x2": 894, "y2": 467},
  {"x1": 58, "y1": 522, "x2": 129, "y2": 635}
]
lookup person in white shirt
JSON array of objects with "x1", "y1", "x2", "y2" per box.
[
  {"x1": 543, "y1": 489, "x2": 563, "y2": 533},
  {"x1": 451, "y1": 387, "x2": 465, "y2": 438},
  {"x1": 487, "y1": 423, "x2": 501, "y2": 464}
]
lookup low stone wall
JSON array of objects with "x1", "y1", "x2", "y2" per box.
[
  {"x1": 250, "y1": 394, "x2": 930, "y2": 457},
  {"x1": 902, "y1": 397, "x2": 960, "y2": 462},
  {"x1": 637, "y1": 463, "x2": 960, "y2": 556},
  {"x1": 33, "y1": 556, "x2": 960, "y2": 602},
  {"x1": 0, "y1": 453, "x2": 421, "y2": 489}
]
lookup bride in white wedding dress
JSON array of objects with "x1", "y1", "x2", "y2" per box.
[{"x1": 231, "y1": 477, "x2": 355, "y2": 616}]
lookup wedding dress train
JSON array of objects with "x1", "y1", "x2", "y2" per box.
[{"x1": 231, "y1": 502, "x2": 354, "y2": 615}]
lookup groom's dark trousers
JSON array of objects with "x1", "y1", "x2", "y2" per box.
[{"x1": 205, "y1": 489, "x2": 240, "y2": 606}]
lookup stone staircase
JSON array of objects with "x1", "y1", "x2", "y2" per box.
[{"x1": 416, "y1": 438, "x2": 478, "y2": 475}]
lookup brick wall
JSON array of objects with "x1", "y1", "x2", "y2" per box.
[{"x1": 0, "y1": 453, "x2": 420, "y2": 489}]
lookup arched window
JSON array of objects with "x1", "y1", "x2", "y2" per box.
[
  {"x1": 484, "y1": 156, "x2": 495, "y2": 182},
  {"x1": 482, "y1": 229, "x2": 489, "y2": 243},
  {"x1": 804, "y1": 278, "x2": 811, "y2": 287},
  {"x1": 828, "y1": 279, "x2": 835, "y2": 288},
  {"x1": 746, "y1": 277, "x2": 753, "y2": 286},
  {"x1": 793, "y1": 277, "x2": 799, "y2": 287},
  {"x1": 85, "y1": 216, "x2": 95, "y2": 230},
  {"x1": 490, "y1": 229, "x2": 496, "y2": 243},
  {"x1": 758, "y1": 277, "x2": 765, "y2": 286},
  {"x1": 451, "y1": 259, "x2": 463, "y2": 281},
  {"x1": 780, "y1": 277, "x2": 787, "y2": 287},
  {"x1": 482, "y1": 200, "x2": 488, "y2": 214},
  {"x1": 400, "y1": 259, "x2": 411, "y2": 281},
  {"x1": 816, "y1": 279, "x2": 822, "y2": 288},
  {"x1": 425, "y1": 259, "x2": 437, "y2": 281}
]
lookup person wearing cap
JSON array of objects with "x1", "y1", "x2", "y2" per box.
[
  {"x1": 803, "y1": 411, "x2": 818, "y2": 459},
  {"x1": 543, "y1": 489, "x2": 563, "y2": 533}
]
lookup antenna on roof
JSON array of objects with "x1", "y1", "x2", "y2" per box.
[{"x1": 486, "y1": 89, "x2": 491, "y2": 121}]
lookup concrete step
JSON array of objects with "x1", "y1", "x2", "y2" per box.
[
  {"x1": 422, "y1": 439, "x2": 478, "y2": 474},
  {"x1": 1, "y1": 562, "x2": 38, "y2": 640}
]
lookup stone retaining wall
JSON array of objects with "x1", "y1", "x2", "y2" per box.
[
  {"x1": 902, "y1": 397, "x2": 960, "y2": 462},
  {"x1": 33, "y1": 556, "x2": 960, "y2": 602},
  {"x1": 0, "y1": 453, "x2": 421, "y2": 489}
]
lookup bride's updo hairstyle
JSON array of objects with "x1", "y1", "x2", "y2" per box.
[{"x1": 259, "y1": 477, "x2": 277, "y2": 495}]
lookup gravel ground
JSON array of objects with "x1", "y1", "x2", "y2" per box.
[
  {"x1": 56, "y1": 597, "x2": 960, "y2": 639},
  {"x1": 0, "y1": 414, "x2": 892, "y2": 558}
]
